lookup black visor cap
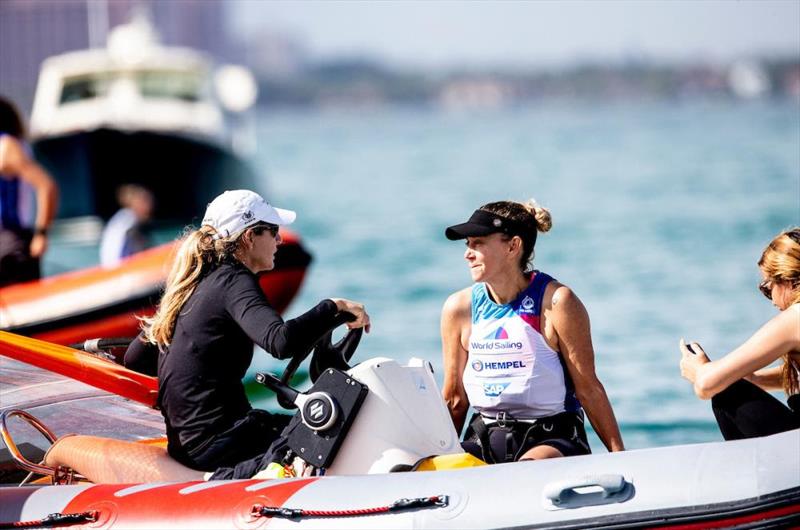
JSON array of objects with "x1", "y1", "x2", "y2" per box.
[{"x1": 445, "y1": 209, "x2": 530, "y2": 241}]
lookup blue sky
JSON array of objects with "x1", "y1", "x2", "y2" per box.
[{"x1": 229, "y1": 1, "x2": 800, "y2": 69}]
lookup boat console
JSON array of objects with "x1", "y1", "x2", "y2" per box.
[
  {"x1": 255, "y1": 311, "x2": 463, "y2": 474},
  {"x1": 1, "y1": 311, "x2": 463, "y2": 483}
]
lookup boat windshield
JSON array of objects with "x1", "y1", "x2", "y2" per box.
[
  {"x1": 138, "y1": 70, "x2": 204, "y2": 102},
  {"x1": 60, "y1": 70, "x2": 205, "y2": 104},
  {"x1": 60, "y1": 73, "x2": 113, "y2": 103}
]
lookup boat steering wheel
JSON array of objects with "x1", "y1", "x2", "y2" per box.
[{"x1": 274, "y1": 311, "x2": 363, "y2": 409}]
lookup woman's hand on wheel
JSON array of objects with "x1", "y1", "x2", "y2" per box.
[{"x1": 330, "y1": 298, "x2": 371, "y2": 333}]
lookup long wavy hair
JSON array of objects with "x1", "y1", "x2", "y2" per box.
[
  {"x1": 140, "y1": 225, "x2": 241, "y2": 349},
  {"x1": 480, "y1": 199, "x2": 552, "y2": 272},
  {"x1": 758, "y1": 227, "x2": 800, "y2": 395}
]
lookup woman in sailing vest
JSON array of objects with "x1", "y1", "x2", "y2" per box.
[
  {"x1": 441, "y1": 200, "x2": 624, "y2": 463},
  {"x1": 680, "y1": 227, "x2": 800, "y2": 439}
]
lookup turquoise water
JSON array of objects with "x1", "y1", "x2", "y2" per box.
[{"x1": 45, "y1": 100, "x2": 800, "y2": 451}]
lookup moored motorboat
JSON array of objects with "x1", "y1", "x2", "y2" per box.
[
  {"x1": 29, "y1": 16, "x2": 261, "y2": 223},
  {"x1": 5, "y1": 16, "x2": 312, "y2": 346},
  {"x1": 0, "y1": 331, "x2": 798, "y2": 529},
  {"x1": 0, "y1": 228, "x2": 311, "y2": 345}
]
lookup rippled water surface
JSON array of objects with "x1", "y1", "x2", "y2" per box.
[{"x1": 46, "y1": 100, "x2": 800, "y2": 451}]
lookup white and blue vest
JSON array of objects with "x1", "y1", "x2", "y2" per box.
[{"x1": 463, "y1": 272, "x2": 582, "y2": 419}]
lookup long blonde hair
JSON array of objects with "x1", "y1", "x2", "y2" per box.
[
  {"x1": 480, "y1": 199, "x2": 552, "y2": 272},
  {"x1": 140, "y1": 225, "x2": 241, "y2": 349},
  {"x1": 758, "y1": 227, "x2": 800, "y2": 395}
]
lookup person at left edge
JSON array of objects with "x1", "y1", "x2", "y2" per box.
[
  {"x1": 123, "y1": 189, "x2": 371, "y2": 473},
  {"x1": 0, "y1": 96, "x2": 59, "y2": 287}
]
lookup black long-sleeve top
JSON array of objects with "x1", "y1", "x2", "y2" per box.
[{"x1": 124, "y1": 260, "x2": 338, "y2": 457}]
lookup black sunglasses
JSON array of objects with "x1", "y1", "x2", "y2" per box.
[
  {"x1": 758, "y1": 279, "x2": 772, "y2": 300},
  {"x1": 251, "y1": 223, "x2": 279, "y2": 237}
]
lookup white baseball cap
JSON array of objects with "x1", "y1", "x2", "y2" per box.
[{"x1": 202, "y1": 190, "x2": 296, "y2": 239}]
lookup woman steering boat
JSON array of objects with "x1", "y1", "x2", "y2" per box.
[{"x1": 124, "y1": 189, "x2": 370, "y2": 473}]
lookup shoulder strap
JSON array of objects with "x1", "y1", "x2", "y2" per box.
[
  {"x1": 528, "y1": 271, "x2": 555, "y2": 312},
  {"x1": 470, "y1": 283, "x2": 486, "y2": 324}
]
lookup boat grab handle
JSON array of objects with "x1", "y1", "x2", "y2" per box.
[
  {"x1": 0, "y1": 409, "x2": 59, "y2": 478},
  {"x1": 543, "y1": 474, "x2": 634, "y2": 509}
]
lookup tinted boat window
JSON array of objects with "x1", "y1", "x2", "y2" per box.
[
  {"x1": 59, "y1": 74, "x2": 112, "y2": 104},
  {"x1": 58, "y1": 71, "x2": 203, "y2": 104},
  {"x1": 137, "y1": 71, "x2": 203, "y2": 102}
]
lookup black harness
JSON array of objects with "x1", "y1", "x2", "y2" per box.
[{"x1": 464, "y1": 411, "x2": 590, "y2": 463}]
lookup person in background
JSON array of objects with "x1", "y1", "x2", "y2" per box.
[
  {"x1": 440, "y1": 200, "x2": 624, "y2": 464},
  {"x1": 0, "y1": 96, "x2": 59, "y2": 287},
  {"x1": 123, "y1": 189, "x2": 370, "y2": 477},
  {"x1": 680, "y1": 227, "x2": 800, "y2": 440},
  {"x1": 100, "y1": 184, "x2": 154, "y2": 267}
]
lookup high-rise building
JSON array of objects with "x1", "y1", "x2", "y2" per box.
[{"x1": 0, "y1": 0, "x2": 231, "y2": 116}]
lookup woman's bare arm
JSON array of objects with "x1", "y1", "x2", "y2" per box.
[
  {"x1": 745, "y1": 366, "x2": 785, "y2": 391},
  {"x1": 681, "y1": 305, "x2": 800, "y2": 399},
  {"x1": 551, "y1": 286, "x2": 625, "y2": 452},
  {"x1": 441, "y1": 288, "x2": 472, "y2": 434},
  {"x1": 0, "y1": 136, "x2": 58, "y2": 257}
]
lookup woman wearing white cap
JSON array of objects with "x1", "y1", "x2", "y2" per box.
[
  {"x1": 441, "y1": 200, "x2": 624, "y2": 464},
  {"x1": 124, "y1": 189, "x2": 370, "y2": 473}
]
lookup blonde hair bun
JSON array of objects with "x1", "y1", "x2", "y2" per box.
[{"x1": 525, "y1": 199, "x2": 552, "y2": 233}]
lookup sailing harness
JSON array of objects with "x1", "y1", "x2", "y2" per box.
[{"x1": 464, "y1": 410, "x2": 590, "y2": 463}]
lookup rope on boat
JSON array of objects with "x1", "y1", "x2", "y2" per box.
[
  {"x1": 253, "y1": 495, "x2": 449, "y2": 520},
  {"x1": 0, "y1": 511, "x2": 97, "y2": 529}
]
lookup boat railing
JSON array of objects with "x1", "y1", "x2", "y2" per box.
[{"x1": 0, "y1": 409, "x2": 84, "y2": 485}]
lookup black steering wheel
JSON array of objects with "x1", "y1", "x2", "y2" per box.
[
  {"x1": 275, "y1": 311, "x2": 363, "y2": 408},
  {"x1": 308, "y1": 317, "x2": 363, "y2": 382}
]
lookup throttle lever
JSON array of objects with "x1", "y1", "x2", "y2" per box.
[
  {"x1": 256, "y1": 372, "x2": 339, "y2": 431},
  {"x1": 255, "y1": 372, "x2": 300, "y2": 409}
]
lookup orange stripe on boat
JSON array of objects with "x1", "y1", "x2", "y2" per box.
[
  {"x1": 0, "y1": 244, "x2": 171, "y2": 307},
  {"x1": 33, "y1": 312, "x2": 150, "y2": 345},
  {"x1": 0, "y1": 228, "x2": 303, "y2": 309},
  {"x1": 61, "y1": 478, "x2": 316, "y2": 527}
]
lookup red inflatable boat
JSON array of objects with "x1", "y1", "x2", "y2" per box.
[{"x1": 0, "y1": 228, "x2": 311, "y2": 345}]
